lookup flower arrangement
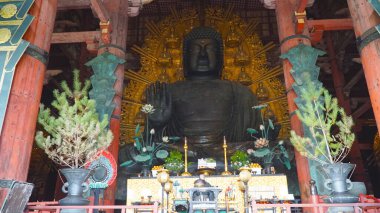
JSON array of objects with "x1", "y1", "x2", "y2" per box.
[
  {"x1": 164, "y1": 150, "x2": 184, "y2": 175},
  {"x1": 247, "y1": 104, "x2": 291, "y2": 170},
  {"x1": 289, "y1": 84, "x2": 355, "y2": 165},
  {"x1": 230, "y1": 150, "x2": 250, "y2": 171},
  {"x1": 35, "y1": 70, "x2": 113, "y2": 169},
  {"x1": 120, "y1": 104, "x2": 180, "y2": 174}
]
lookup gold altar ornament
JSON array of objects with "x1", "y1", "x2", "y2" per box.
[
  {"x1": 0, "y1": 4, "x2": 17, "y2": 19},
  {"x1": 238, "y1": 167, "x2": 251, "y2": 183},
  {"x1": 181, "y1": 137, "x2": 192, "y2": 176},
  {"x1": 249, "y1": 163, "x2": 262, "y2": 169},
  {"x1": 0, "y1": 28, "x2": 11, "y2": 44},
  {"x1": 221, "y1": 136, "x2": 232, "y2": 176},
  {"x1": 157, "y1": 169, "x2": 170, "y2": 184},
  {"x1": 164, "y1": 180, "x2": 173, "y2": 193}
]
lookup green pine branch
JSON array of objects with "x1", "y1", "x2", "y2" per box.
[
  {"x1": 290, "y1": 83, "x2": 355, "y2": 165},
  {"x1": 35, "y1": 69, "x2": 113, "y2": 168}
]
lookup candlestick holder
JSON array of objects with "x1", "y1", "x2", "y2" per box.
[
  {"x1": 221, "y1": 136, "x2": 232, "y2": 176},
  {"x1": 181, "y1": 137, "x2": 192, "y2": 176}
]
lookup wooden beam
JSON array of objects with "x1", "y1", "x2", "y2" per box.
[
  {"x1": 297, "y1": 0, "x2": 308, "y2": 13},
  {"x1": 352, "y1": 101, "x2": 372, "y2": 119},
  {"x1": 90, "y1": 0, "x2": 110, "y2": 22},
  {"x1": 51, "y1": 31, "x2": 100, "y2": 44},
  {"x1": 57, "y1": 0, "x2": 90, "y2": 10},
  {"x1": 343, "y1": 69, "x2": 364, "y2": 95},
  {"x1": 308, "y1": 18, "x2": 353, "y2": 31},
  {"x1": 359, "y1": 143, "x2": 373, "y2": 150}
]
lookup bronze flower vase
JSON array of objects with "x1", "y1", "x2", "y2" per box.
[
  {"x1": 141, "y1": 163, "x2": 152, "y2": 177},
  {"x1": 59, "y1": 168, "x2": 92, "y2": 213},
  {"x1": 262, "y1": 162, "x2": 272, "y2": 174},
  {"x1": 319, "y1": 163, "x2": 359, "y2": 203}
]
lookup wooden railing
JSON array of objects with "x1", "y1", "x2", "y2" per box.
[
  {"x1": 26, "y1": 199, "x2": 380, "y2": 213},
  {"x1": 251, "y1": 201, "x2": 380, "y2": 213},
  {"x1": 26, "y1": 201, "x2": 159, "y2": 213}
]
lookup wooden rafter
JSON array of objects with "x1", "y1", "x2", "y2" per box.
[
  {"x1": 90, "y1": 0, "x2": 110, "y2": 22},
  {"x1": 57, "y1": 0, "x2": 90, "y2": 10},
  {"x1": 51, "y1": 31, "x2": 100, "y2": 44},
  {"x1": 308, "y1": 18, "x2": 353, "y2": 31},
  {"x1": 352, "y1": 101, "x2": 372, "y2": 119}
]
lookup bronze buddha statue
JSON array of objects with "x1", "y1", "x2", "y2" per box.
[{"x1": 146, "y1": 26, "x2": 260, "y2": 157}]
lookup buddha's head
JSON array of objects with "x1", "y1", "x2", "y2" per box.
[{"x1": 183, "y1": 26, "x2": 224, "y2": 79}]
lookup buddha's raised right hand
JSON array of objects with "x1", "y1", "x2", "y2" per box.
[{"x1": 146, "y1": 82, "x2": 172, "y2": 127}]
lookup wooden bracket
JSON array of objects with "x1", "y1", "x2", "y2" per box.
[
  {"x1": 100, "y1": 21, "x2": 112, "y2": 44},
  {"x1": 86, "y1": 39, "x2": 100, "y2": 54},
  {"x1": 295, "y1": 11, "x2": 307, "y2": 34},
  {"x1": 309, "y1": 25, "x2": 324, "y2": 44}
]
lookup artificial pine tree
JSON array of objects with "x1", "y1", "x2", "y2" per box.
[{"x1": 35, "y1": 69, "x2": 113, "y2": 169}]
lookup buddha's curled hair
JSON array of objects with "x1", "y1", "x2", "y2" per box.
[{"x1": 183, "y1": 26, "x2": 224, "y2": 78}]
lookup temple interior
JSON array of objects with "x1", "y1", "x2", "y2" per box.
[{"x1": 1, "y1": 0, "x2": 380, "y2": 212}]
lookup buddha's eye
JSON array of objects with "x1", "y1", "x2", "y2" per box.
[{"x1": 190, "y1": 45, "x2": 201, "y2": 53}]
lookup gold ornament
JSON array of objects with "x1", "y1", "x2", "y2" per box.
[
  {"x1": 226, "y1": 24, "x2": 240, "y2": 48},
  {"x1": 0, "y1": 4, "x2": 18, "y2": 19},
  {"x1": 166, "y1": 27, "x2": 180, "y2": 49},
  {"x1": 256, "y1": 82, "x2": 270, "y2": 101},
  {"x1": 157, "y1": 47, "x2": 172, "y2": 68},
  {"x1": 238, "y1": 67, "x2": 252, "y2": 86},
  {"x1": 134, "y1": 111, "x2": 145, "y2": 124},
  {"x1": 234, "y1": 45, "x2": 250, "y2": 67},
  {"x1": 0, "y1": 28, "x2": 11, "y2": 44}
]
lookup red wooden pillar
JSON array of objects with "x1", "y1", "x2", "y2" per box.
[
  {"x1": 275, "y1": 0, "x2": 312, "y2": 203},
  {"x1": 347, "y1": 0, "x2": 380, "y2": 135},
  {"x1": 0, "y1": 0, "x2": 58, "y2": 181},
  {"x1": 99, "y1": 0, "x2": 128, "y2": 205},
  {"x1": 325, "y1": 32, "x2": 368, "y2": 184}
]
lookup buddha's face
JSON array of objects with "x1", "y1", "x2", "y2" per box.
[{"x1": 189, "y1": 38, "x2": 217, "y2": 74}]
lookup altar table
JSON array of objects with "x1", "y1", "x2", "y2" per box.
[{"x1": 126, "y1": 174, "x2": 289, "y2": 212}]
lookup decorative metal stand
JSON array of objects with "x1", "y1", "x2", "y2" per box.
[
  {"x1": 86, "y1": 151, "x2": 117, "y2": 213},
  {"x1": 181, "y1": 137, "x2": 192, "y2": 176},
  {"x1": 221, "y1": 136, "x2": 232, "y2": 176}
]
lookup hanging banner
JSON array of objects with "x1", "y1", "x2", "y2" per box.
[{"x1": 0, "y1": 0, "x2": 34, "y2": 133}]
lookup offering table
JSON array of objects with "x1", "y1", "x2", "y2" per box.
[{"x1": 126, "y1": 174, "x2": 289, "y2": 213}]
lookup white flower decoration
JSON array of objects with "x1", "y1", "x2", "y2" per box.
[
  {"x1": 162, "y1": 136, "x2": 169, "y2": 143},
  {"x1": 259, "y1": 125, "x2": 265, "y2": 130},
  {"x1": 278, "y1": 140, "x2": 284, "y2": 145},
  {"x1": 247, "y1": 149, "x2": 254, "y2": 154},
  {"x1": 141, "y1": 104, "x2": 155, "y2": 114},
  {"x1": 134, "y1": 143, "x2": 137, "y2": 147},
  {"x1": 150, "y1": 128, "x2": 155, "y2": 134},
  {"x1": 142, "y1": 147, "x2": 147, "y2": 152}
]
